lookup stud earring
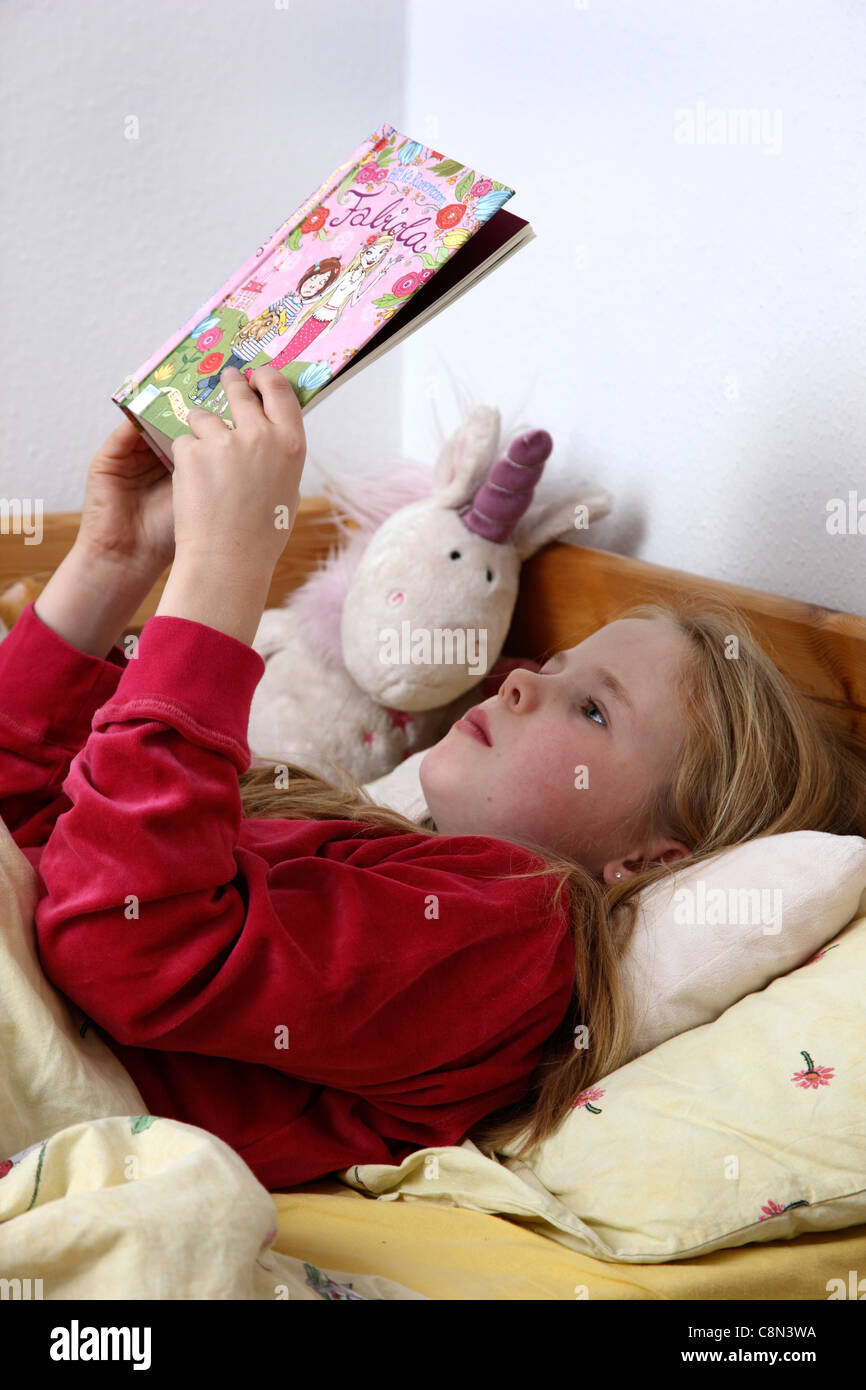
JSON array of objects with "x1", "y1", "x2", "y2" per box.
[{"x1": 615, "y1": 872, "x2": 622, "y2": 879}]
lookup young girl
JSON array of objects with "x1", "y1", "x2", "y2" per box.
[{"x1": 3, "y1": 366, "x2": 864, "y2": 1189}]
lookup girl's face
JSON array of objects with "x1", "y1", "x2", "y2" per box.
[
  {"x1": 419, "y1": 618, "x2": 693, "y2": 881},
  {"x1": 300, "y1": 272, "x2": 330, "y2": 298},
  {"x1": 361, "y1": 242, "x2": 388, "y2": 267}
]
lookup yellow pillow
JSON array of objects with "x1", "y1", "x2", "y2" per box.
[{"x1": 343, "y1": 910, "x2": 866, "y2": 1263}]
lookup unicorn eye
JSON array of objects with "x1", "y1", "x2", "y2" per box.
[
  {"x1": 449, "y1": 550, "x2": 461, "y2": 559},
  {"x1": 486, "y1": 569, "x2": 493, "y2": 582}
]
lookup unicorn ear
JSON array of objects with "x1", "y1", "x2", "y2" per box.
[
  {"x1": 432, "y1": 405, "x2": 501, "y2": 508},
  {"x1": 510, "y1": 487, "x2": 613, "y2": 562}
]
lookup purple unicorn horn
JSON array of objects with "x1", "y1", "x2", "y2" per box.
[{"x1": 457, "y1": 429, "x2": 553, "y2": 544}]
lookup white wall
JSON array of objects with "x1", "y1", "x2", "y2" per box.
[
  {"x1": 403, "y1": 0, "x2": 866, "y2": 612},
  {"x1": 0, "y1": 0, "x2": 406, "y2": 504},
  {"x1": 3, "y1": 0, "x2": 864, "y2": 614}
]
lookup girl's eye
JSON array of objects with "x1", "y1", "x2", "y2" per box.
[
  {"x1": 539, "y1": 668, "x2": 607, "y2": 728},
  {"x1": 581, "y1": 698, "x2": 606, "y2": 728}
]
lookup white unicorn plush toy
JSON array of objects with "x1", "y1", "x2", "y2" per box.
[{"x1": 247, "y1": 404, "x2": 611, "y2": 784}]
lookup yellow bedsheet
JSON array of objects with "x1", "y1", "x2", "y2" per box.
[{"x1": 272, "y1": 1181, "x2": 866, "y2": 1301}]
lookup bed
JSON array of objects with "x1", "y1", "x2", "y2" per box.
[{"x1": 1, "y1": 501, "x2": 864, "y2": 1301}]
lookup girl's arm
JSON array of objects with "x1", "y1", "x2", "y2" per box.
[
  {"x1": 34, "y1": 540, "x2": 164, "y2": 658},
  {"x1": 32, "y1": 561, "x2": 269, "y2": 1048},
  {"x1": 0, "y1": 543, "x2": 162, "y2": 844},
  {"x1": 33, "y1": 551, "x2": 573, "y2": 1120}
]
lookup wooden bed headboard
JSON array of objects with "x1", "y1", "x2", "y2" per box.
[{"x1": 2, "y1": 500, "x2": 865, "y2": 737}]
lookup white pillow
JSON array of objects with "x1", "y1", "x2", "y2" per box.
[
  {"x1": 620, "y1": 831, "x2": 866, "y2": 1057},
  {"x1": 363, "y1": 754, "x2": 866, "y2": 1058},
  {"x1": 365, "y1": 748, "x2": 430, "y2": 823}
]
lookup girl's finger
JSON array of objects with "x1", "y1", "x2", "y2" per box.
[
  {"x1": 249, "y1": 364, "x2": 303, "y2": 433},
  {"x1": 216, "y1": 367, "x2": 264, "y2": 431},
  {"x1": 95, "y1": 415, "x2": 148, "y2": 458},
  {"x1": 185, "y1": 403, "x2": 231, "y2": 439},
  {"x1": 221, "y1": 364, "x2": 301, "y2": 434}
]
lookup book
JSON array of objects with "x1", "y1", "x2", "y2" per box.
[{"x1": 112, "y1": 120, "x2": 533, "y2": 471}]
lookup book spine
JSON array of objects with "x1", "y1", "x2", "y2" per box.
[{"x1": 113, "y1": 122, "x2": 393, "y2": 404}]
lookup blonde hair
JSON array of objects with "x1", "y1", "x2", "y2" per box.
[
  {"x1": 290, "y1": 230, "x2": 396, "y2": 336},
  {"x1": 237, "y1": 596, "x2": 866, "y2": 1161}
]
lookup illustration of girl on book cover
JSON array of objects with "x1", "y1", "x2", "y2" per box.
[
  {"x1": 265, "y1": 230, "x2": 403, "y2": 371},
  {"x1": 189, "y1": 258, "x2": 342, "y2": 406}
]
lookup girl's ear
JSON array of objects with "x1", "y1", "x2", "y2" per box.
[
  {"x1": 651, "y1": 840, "x2": 692, "y2": 868},
  {"x1": 612, "y1": 840, "x2": 692, "y2": 881}
]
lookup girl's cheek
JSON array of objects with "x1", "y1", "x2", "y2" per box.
[{"x1": 529, "y1": 751, "x2": 569, "y2": 791}]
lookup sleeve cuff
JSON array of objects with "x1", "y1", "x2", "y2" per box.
[
  {"x1": 91, "y1": 615, "x2": 266, "y2": 771},
  {"x1": 0, "y1": 601, "x2": 129, "y2": 748}
]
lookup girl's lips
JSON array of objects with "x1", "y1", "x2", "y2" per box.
[{"x1": 454, "y1": 707, "x2": 492, "y2": 745}]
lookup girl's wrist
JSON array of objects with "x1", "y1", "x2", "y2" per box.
[
  {"x1": 33, "y1": 541, "x2": 161, "y2": 659},
  {"x1": 155, "y1": 550, "x2": 274, "y2": 647}
]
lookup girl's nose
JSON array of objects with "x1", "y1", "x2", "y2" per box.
[{"x1": 499, "y1": 667, "x2": 538, "y2": 710}]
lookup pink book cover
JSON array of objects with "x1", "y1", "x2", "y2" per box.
[{"x1": 113, "y1": 121, "x2": 516, "y2": 469}]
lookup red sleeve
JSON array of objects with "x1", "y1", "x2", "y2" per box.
[
  {"x1": 34, "y1": 614, "x2": 571, "y2": 1103},
  {"x1": 0, "y1": 601, "x2": 127, "y2": 846}
]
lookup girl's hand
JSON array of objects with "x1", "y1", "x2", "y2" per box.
[
  {"x1": 169, "y1": 364, "x2": 306, "y2": 570},
  {"x1": 79, "y1": 415, "x2": 175, "y2": 578}
]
